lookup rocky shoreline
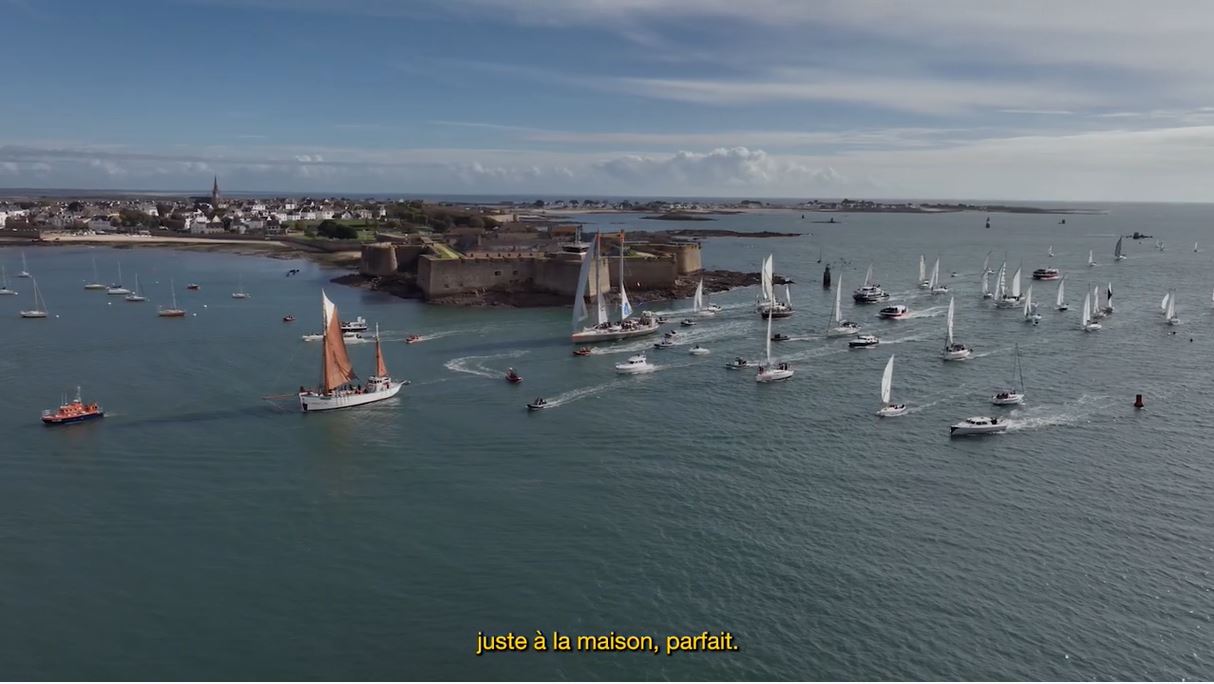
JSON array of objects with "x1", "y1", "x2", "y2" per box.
[{"x1": 331, "y1": 269, "x2": 791, "y2": 308}]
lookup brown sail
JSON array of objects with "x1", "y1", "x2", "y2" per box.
[
  {"x1": 320, "y1": 291, "x2": 357, "y2": 392},
  {"x1": 374, "y1": 333, "x2": 388, "y2": 378}
]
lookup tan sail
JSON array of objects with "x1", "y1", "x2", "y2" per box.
[
  {"x1": 320, "y1": 291, "x2": 357, "y2": 392},
  {"x1": 374, "y1": 334, "x2": 388, "y2": 377}
]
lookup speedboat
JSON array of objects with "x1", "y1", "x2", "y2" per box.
[
  {"x1": 282, "y1": 314, "x2": 296, "y2": 323},
  {"x1": 526, "y1": 398, "x2": 549, "y2": 411},
  {"x1": 755, "y1": 362, "x2": 794, "y2": 382},
  {"x1": 1032, "y1": 267, "x2": 1061, "y2": 281},
  {"x1": 771, "y1": 333, "x2": 790, "y2": 342},
  {"x1": 680, "y1": 318, "x2": 697, "y2": 327},
  {"x1": 340, "y1": 316, "x2": 368, "y2": 333},
  {"x1": 231, "y1": 291, "x2": 250, "y2": 299},
  {"x1": 942, "y1": 343, "x2": 972, "y2": 361},
  {"x1": 852, "y1": 284, "x2": 890, "y2": 303},
  {"x1": 186, "y1": 283, "x2": 200, "y2": 290},
  {"x1": 877, "y1": 304, "x2": 909, "y2": 319},
  {"x1": 405, "y1": 335, "x2": 422, "y2": 344},
  {"x1": 704, "y1": 303, "x2": 723, "y2": 314},
  {"x1": 41, "y1": 387, "x2": 104, "y2": 426},
  {"x1": 725, "y1": 357, "x2": 753, "y2": 370},
  {"x1": 848, "y1": 334, "x2": 880, "y2": 348},
  {"x1": 505, "y1": 368, "x2": 523, "y2": 384},
  {"x1": 572, "y1": 347, "x2": 592, "y2": 356},
  {"x1": 653, "y1": 337, "x2": 676, "y2": 349},
  {"x1": 877, "y1": 403, "x2": 908, "y2": 417},
  {"x1": 615, "y1": 353, "x2": 656, "y2": 374},
  {"x1": 949, "y1": 416, "x2": 1008, "y2": 436},
  {"x1": 688, "y1": 345, "x2": 710, "y2": 355},
  {"x1": 991, "y1": 390, "x2": 1024, "y2": 406},
  {"x1": 655, "y1": 316, "x2": 669, "y2": 324}
]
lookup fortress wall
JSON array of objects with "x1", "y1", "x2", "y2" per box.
[
  {"x1": 607, "y1": 256, "x2": 679, "y2": 289},
  {"x1": 359, "y1": 243, "x2": 398, "y2": 276},
  {"x1": 418, "y1": 255, "x2": 539, "y2": 298}
]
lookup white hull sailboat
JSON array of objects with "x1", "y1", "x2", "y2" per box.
[
  {"x1": 756, "y1": 297, "x2": 793, "y2": 382},
  {"x1": 19, "y1": 275, "x2": 48, "y2": 318},
  {"x1": 1055, "y1": 278, "x2": 1068, "y2": 311},
  {"x1": 106, "y1": 261, "x2": 131, "y2": 295},
  {"x1": 991, "y1": 343, "x2": 1026, "y2": 405},
  {"x1": 0, "y1": 264, "x2": 17, "y2": 295},
  {"x1": 84, "y1": 257, "x2": 105, "y2": 290},
  {"x1": 571, "y1": 232, "x2": 660, "y2": 343},
  {"x1": 231, "y1": 275, "x2": 250, "y2": 299},
  {"x1": 1022, "y1": 285, "x2": 1041, "y2": 323},
  {"x1": 125, "y1": 273, "x2": 147, "y2": 302},
  {"x1": 17, "y1": 251, "x2": 31, "y2": 278},
  {"x1": 1081, "y1": 292, "x2": 1102, "y2": 331},
  {"x1": 1048, "y1": 245, "x2": 1054, "y2": 258},
  {"x1": 299, "y1": 295, "x2": 403, "y2": 412},
  {"x1": 158, "y1": 279, "x2": 187, "y2": 318},
  {"x1": 995, "y1": 263, "x2": 1023, "y2": 308},
  {"x1": 757, "y1": 255, "x2": 794, "y2": 317},
  {"x1": 1165, "y1": 288, "x2": 1179, "y2": 325},
  {"x1": 1088, "y1": 249, "x2": 1096, "y2": 267},
  {"x1": 928, "y1": 257, "x2": 948, "y2": 294},
  {"x1": 942, "y1": 296, "x2": 971, "y2": 360},
  {"x1": 826, "y1": 276, "x2": 861, "y2": 336},
  {"x1": 693, "y1": 278, "x2": 721, "y2": 315},
  {"x1": 918, "y1": 255, "x2": 930, "y2": 288},
  {"x1": 1114, "y1": 236, "x2": 1126, "y2": 261},
  {"x1": 981, "y1": 270, "x2": 992, "y2": 299},
  {"x1": 876, "y1": 354, "x2": 907, "y2": 417}
]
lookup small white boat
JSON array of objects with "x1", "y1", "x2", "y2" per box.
[
  {"x1": 303, "y1": 330, "x2": 366, "y2": 343},
  {"x1": 725, "y1": 357, "x2": 754, "y2": 370},
  {"x1": 1165, "y1": 288, "x2": 1180, "y2": 325},
  {"x1": 1081, "y1": 292, "x2": 1102, "y2": 331},
  {"x1": 19, "y1": 275, "x2": 48, "y2": 318},
  {"x1": 231, "y1": 276, "x2": 250, "y2": 299},
  {"x1": 1048, "y1": 245, "x2": 1055, "y2": 258},
  {"x1": 877, "y1": 304, "x2": 909, "y2": 319},
  {"x1": 653, "y1": 337, "x2": 676, "y2": 349},
  {"x1": 688, "y1": 345, "x2": 710, "y2": 356},
  {"x1": 1087, "y1": 249, "x2": 1097, "y2": 267},
  {"x1": 1055, "y1": 279, "x2": 1068, "y2": 311},
  {"x1": 949, "y1": 416, "x2": 1008, "y2": 436},
  {"x1": 526, "y1": 398, "x2": 549, "y2": 411},
  {"x1": 615, "y1": 353, "x2": 656, "y2": 374},
  {"x1": 849, "y1": 334, "x2": 880, "y2": 348},
  {"x1": 680, "y1": 318, "x2": 697, "y2": 327},
  {"x1": 106, "y1": 262, "x2": 131, "y2": 295},
  {"x1": 875, "y1": 354, "x2": 907, "y2": 417},
  {"x1": 942, "y1": 296, "x2": 972, "y2": 361},
  {"x1": 124, "y1": 273, "x2": 147, "y2": 302},
  {"x1": 825, "y1": 275, "x2": 862, "y2": 336},
  {"x1": 991, "y1": 344, "x2": 1026, "y2": 405}
]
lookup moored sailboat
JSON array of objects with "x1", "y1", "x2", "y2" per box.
[
  {"x1": 0, "y1": 264, "x2": 17, "y2": 295},
  {"x1": 19, "y1": 275, "x2": 48, "y2": 318},
  {"x1": 876, "y1": 354, "x2": 907, "y2": 417},
  {"x1": 299, "y1": 296, "x2": 403, "y2": 411},
  {"x1": 17, "y1": 251, "x2": 30, "y2": 278},
  {"x1": 124, "y1": 273, "x2": 147, "y2": 302},
  {"x1": 84, "y1": 256, "x2": 106, "y2": 290},
  {"x1": 106, "y1": 262, "x2": 131, "y2": 295},
  {"x1": 157, "y1": 279, "x2": 187, "y2": 317}
]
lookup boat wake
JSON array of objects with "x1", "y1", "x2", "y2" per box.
[
  {"x1": 1004, "y1": 394, "x2": 1108, "y2": 432},
  {"x1": 542, "y1": 380, "x2": 623, "y2": 408},
  {"x1": 443, "y1": 350, "x2": 528, "y2": 379},
  {"x1": 904, "y1": 305, "x2": 948, "y2": 319}
]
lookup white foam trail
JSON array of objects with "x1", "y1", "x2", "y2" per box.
[
  {"x1": 443, "y1": 350, "x2": 528, "y2": 379},
  {"x1": 880, "y1": 332, "x2": 933, "y2": 345},
  {"x1": 542, "y1": 380, "x2": 623, "y2": 407},
  {"x1": 1004, "y1": 393, "x2": 1110, "y2": 432},
  {"x1": 904, "y1": 305, "x2": 948, "y2": 319}
]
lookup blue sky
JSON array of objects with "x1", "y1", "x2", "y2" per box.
[{"x1": 4, "y1": 0, "x2": 1214, "y2": 200}]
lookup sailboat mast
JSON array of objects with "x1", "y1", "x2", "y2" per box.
[{"x1": 617, "y1": 231, "x2": 625, "y2": 320}]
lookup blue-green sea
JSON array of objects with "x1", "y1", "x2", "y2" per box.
[{"x1": 1, "y1": 203, "x2": 1212, "y2": 680}]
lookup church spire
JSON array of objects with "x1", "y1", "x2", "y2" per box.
[{"x1": 211, "y1": 176, "x2": 220, "y2": 207}]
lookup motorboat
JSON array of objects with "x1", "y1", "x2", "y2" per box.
[
  {"x1": 852, "y1": 284, "x2": 890, "y2": 303},
  {"x1": 680, "y1": 318, "x2": 697, "y2": 327},
  {"x1": 725, "y1": 357, "x2": 753, "y2": 370},
  {"x1": 688, "y1": 345, "x2": 710, "y2": 355},
  {"x1": 1032, "y1": 267, "x2": 1061, "y2": 281},
  {"x1": 877, "y1": 304, "x2": 909, "y2": 319},
  {"x1": 755, "y1": 362, "x2": 794, "y2": 383},
  {"x1": 653, "y1": 337, "x2": 676, "y2": 349},
  {"x1": 848, "y1": 334, "x2": 880, "y2": 348},
  {"x1": 283, "y1": 314, "x2": 296, "y2": 322},
  {"x1": 705, "y1": 304, "x2": 723, "y2": 313},
  {"x1": 526, "y1": 398, "x2": 549, "y2": 411},
  {"x1": 405, "y1": 335, "x2": 422, "y2": 344},
  {"x1": 186, "y1": 283, "x2": 200, "y2": 290},
  {"x1": 505, "y1": 368, "x2": 523, "y2": 384},
  {"x1": 771, "y1": 333, "x2": 790, "y2": 342},
  {"x1": 949, "y1": 416, "x2": 1008, "y2": 436},
  {"x1": 655, "y1": 316, "x2": 669, "y2": 324},
  {"x1": 572, "y1": 346, "x2": 592, "y2": 356},
  {"x1": 615, "y1": 353, "x2": 656, "y2": 374},
  {"x1": 340, "y1": 316, "x2": 368, "y2": 333},
  {"x1": 303, "y1": 331, "x2": 366, "y2": 343},
  {"x1": 41, "y1": 387, "x2": 104, "y2": 426}
]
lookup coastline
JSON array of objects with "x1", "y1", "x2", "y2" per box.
[{"x1": 0, "y1": 234, "x2": 361, "y2": 269}]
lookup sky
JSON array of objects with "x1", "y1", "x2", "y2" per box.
[{"x1": 4, "y1": 0, "x2": 1214, "y2": 200}]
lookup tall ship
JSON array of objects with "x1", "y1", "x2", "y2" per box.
[
  {"x1": 570, "y1": 232, "x2": 660, "y2": 343},
  {"x1": 299, "y1": 292, "x2": 403, "y2": 412}
]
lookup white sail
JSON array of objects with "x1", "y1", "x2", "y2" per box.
[
  {"x1": 1010, "y1": 267, "x2": 1022, "y2": 298},
  {"x1": 1023, "y1": 286, "x2": 1032, "y2": 318},
  {"x1": 1093, "y1": 285, "x2": 1100, "y2": 311},
  {"x1": 982, "y1": 251, "x2": 991, "y2": 274},
  {"x1": 996, "y1": 262, "x2": 1007, "y2": 298},
  {"x1": 1056, "y1": 279, "x2": 1065, "y2": 307},
  {"x1": 833, "y1": 277, "x2": 843, "y2": 323},
  {"x1": 880, "y1": 354, "x2": 894, "y2": 405},
  {"x1": 981, "y1": 271, "x2": 990, "y2": 296},
  {"x1": 784, "y1": 284, "x2": 792, "y2": 307},
  {"x1": 571, "y1": 237, "x2": 594, "y2": 329},
  {"x1": 929, "y1": 259, "x2": 940, "y2": 289},
  {"x1": 1088, "y1": 249, "x2": 1095, "y2": 265},
  {"x1": 620, "y1": 280, "x2": 632, "y2": 320},
  {"x1": 1166, "y1": 290, "x2": 1176, "y2": 320},
  {"x1": 1195, "y1": 242, "x2": 1200, "y2": 253},
  {"x1": 918, "y1": 255, "x2": 926, "y2": 282},
  {"x1": 765, "y1": 299, "x2": 773, "y2": 364},
  {"x1": 946, "y1": 296, "x2": 955, "y2": 346},
  {"x1": 693, "y1": 279, "x2": 704, "y2": 312},
  {"x1": 1161, "y1": 291, "x2": 1171, "y2": 314},
  {"x1": 761, "y1": 255, "x2": 774, "y2": 303},
  {"x1": 864, "y1": 264, "x2": 873, "y2": 286},
  {"x1": 1082, "y1": 292, "x2": 1092, "y2": 325},
  {"x1": 1114, "y1": 236, "x2": 1124, "y2": 259},
  {"x1": 1048, "y1": 245, "x2": 1054, "y2": 257}
]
